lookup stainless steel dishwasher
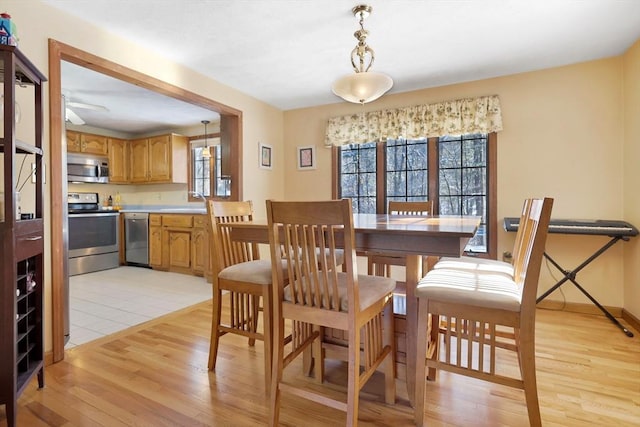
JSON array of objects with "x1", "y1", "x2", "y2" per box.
[{"x1": 124, "y1": 212, "x2": 149, "y2": 266}]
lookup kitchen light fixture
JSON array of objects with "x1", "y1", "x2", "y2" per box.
[
  {"x1": 332, "y1": 4, "x2": 393, "y2": 104},
  {"x1": 201, "y1": 120, "x2": 211, "y2": 159}
]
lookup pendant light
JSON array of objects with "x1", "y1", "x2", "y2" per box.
[
  {"x1": 332, "y1": 4, "x2": 393, "y2": 104},
  {"x1": 201, "y1": 120, "x2": 211, "y2": 159}
]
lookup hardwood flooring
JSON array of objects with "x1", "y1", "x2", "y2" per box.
[{"x1": 5, "y1": 298, "x2": 640, "y2": 426}]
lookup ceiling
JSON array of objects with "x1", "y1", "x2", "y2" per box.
[{"x1": 46, "y1": 0, "x2": 640, "y2": 134}]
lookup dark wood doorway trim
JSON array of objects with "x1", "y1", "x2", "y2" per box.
[{"x1": 48, "y1": 39, "x2": 243, "y2": 362}]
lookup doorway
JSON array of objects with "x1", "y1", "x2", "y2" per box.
[{"x1": 48, "y1": 39, "x2": 243, "y2": 362}]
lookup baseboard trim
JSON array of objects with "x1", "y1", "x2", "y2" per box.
[
  {"x1": 622, "y1": 309, "x2": 640, "y2": 334},
  {"x1": 537, "y1": 299, "x2": 622, "y2": 317},
  {"x1": 45, "y1": 350, "x2": 54, "y2": 366}
]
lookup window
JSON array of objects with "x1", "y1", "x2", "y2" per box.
[
  {"x1": 192, "y1": 145, "x2": 212, "y2": 197},
  {"x1": 189, "y1": 136, "x2": 231, "y2": 199},
  {"x1": 335, "y1": 133, "x2": 496, "y2": 258}
]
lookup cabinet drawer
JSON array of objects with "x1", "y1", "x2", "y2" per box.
[
  {"x1": 162, "y1": 214, "x2": 193, "y2": 228},
  {"x1": 16, "y1": 220, "x2": 45, "y2": 260},
  {"x1": 194, "y1": 215, "x2": 208, "y2": 228},
  {"x1": 149, "y1": 214, "x2": 162, "y2": 226}
]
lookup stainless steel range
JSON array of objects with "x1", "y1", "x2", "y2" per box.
[{"x1": 68, "y1": 192, "x2": 120, "y2": 276}]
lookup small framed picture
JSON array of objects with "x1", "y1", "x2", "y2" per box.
[
  {"x1": 259, "y1": 142, "x2": 272, "y2": 170},
  {"x1": 297, "y1": 146, "x2": 316, "y2": 170}
]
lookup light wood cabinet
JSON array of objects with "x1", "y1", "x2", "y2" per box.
[
  {"x1": 129, "y1": 138, "x2": 150, "y2": 183},
  {"x1": 66, "y1": 130, "x2": 108, "y2": 155},
  {"x1": 149, "y1": 214, "x2": 163, "y2": 268},
  {"x1": 147, "y1": 213, "x2": 208, "y2": 277},
  {"x1": 168, "y1": 231, "x2": 191, "y2": 270},
  {"x1": 66, "y1": 130, "x2": 81, "y2": 152},
  {"x1": 108, "y1": 138, "x2": 128, "y2": 183},
  {"x1": 129, "y1": 134, "x2": 188, "y2": 184},
  {"x1": 192, "y1": 215, "x2": 208, "y2": 275}
]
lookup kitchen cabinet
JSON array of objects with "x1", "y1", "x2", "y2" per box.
[
  {"x1": 148, "y1": 213, "x2": 208, "y2": 277},
  {"x1": 148, "y1": 214, "x2": 163, "y2": 268},
  {"x1": 0, "y1": 45, "x2": 46, "y2": 427},
  {"x1": 66, "y1": 130, "x2": 108, "y2": 155},
  {"x1": 108, "y1": 138, "x2": 128, "y2": 183},
  {"x1": 191, "y1": 215, "x2": 208, "y2": 275},
  {"x1": 129, "y1": 134, "x2": 188, "y2": 184},
  {"x1": 168, "y1": 230, "x2": 191, "y2": 270}
]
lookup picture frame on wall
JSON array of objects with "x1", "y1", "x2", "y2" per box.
[
  {"x1": 297, "y1": 145, "x2": 316, "y2": 170},
  {"x1": 259, "y1": 142, "x2": 272, "y2": 170}
]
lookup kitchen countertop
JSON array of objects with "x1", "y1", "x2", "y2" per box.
[{"x1": 118, "y1": 205, "x2": 207, "y2": 214}]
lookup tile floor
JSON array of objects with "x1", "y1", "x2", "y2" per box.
[{"x1": 66, "y1": 266, "x2": 212, "y2": 348}]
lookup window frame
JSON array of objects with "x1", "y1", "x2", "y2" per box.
[
  {"x1": 188, "y1": 131, "x2": 224, "y2": 201},
  {"x1": 332, "y1": 132, "x2": 497, "y2": 259}
]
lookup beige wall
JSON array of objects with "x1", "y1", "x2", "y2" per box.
[
  {"x1": 623, "y1": 39, "x2": 640, "y2": 317},
  {"x1": 284, "y1": 56, "x2": 632, "y2": 312},
  {"x1": 7, "y1": 0, "x2": 639, "y2": 354},
  {"x1": 8, "y1": 0, "x2": 285, "y2": 351}
]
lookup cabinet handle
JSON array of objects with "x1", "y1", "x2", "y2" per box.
[{"x1": 20, "y1": 236, "x2": 43, "y2": 241}]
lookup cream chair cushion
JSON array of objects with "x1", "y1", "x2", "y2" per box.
[
  {"x1": 434, "y1": 256, "x2": 515, "y2": 276},
  {"x1": 284, "y1": 272, "x2": 396, "y2": 312},
  {"x1": 219, "y1": 259, "x2": 288, "y2": 285},
  {"x1": 416, "y1": 268, "x2": 521, "y2": 312}
]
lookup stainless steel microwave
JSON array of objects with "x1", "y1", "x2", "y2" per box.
[{"x1": 67, "y1": 153, "x2": 109, "y2": 183}]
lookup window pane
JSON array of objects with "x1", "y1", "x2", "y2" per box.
[
  {"x1": 339, "y1": 142, "x2": 377, "y2": 213},
  {"x1": 439, "y1": 168, "x2": 461, "y2": 195},
  {"x1": 438, "y1": 134, "x2": 488, "y2": 253},
  {"x1": 192, "y1": 146, "x2": 211, "y2": 197},
  {"x1": 463, "y1": 135, "x2": 487, "y2": 167},
  {"x1": 408, "y1": 169, "x2": 427, "y2": 196},
  {"x1": 439, "y1": 136, "x2": 461, "y2": 168},
  {"x1": 385, "y1": 139, "x2": 428, "y2": 204},
  {"x1": 439, "y1": 195, "x2": 461, "y2": 215},
  {"x1": 462, "y1": 166, "x2": 486, "y2": 195},
  {"x1": 387, "y1": 171, "x2": 406, "y2": 197}
]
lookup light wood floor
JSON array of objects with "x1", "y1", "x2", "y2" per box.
[{"x1": 6, "y1": 297, "x2": 640, "y2": 426}]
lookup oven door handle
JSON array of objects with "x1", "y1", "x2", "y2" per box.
[{"x1": 69, "y1": 212, "x2": 120, "y2": 218}]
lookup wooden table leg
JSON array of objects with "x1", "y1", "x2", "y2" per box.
[{"x1": 404, "y1": 254, "x2": 422, "y2": 407}]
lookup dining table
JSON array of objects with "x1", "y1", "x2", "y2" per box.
[{"x1": 226, "y1": 213, "x2": 481, "y2": 405}]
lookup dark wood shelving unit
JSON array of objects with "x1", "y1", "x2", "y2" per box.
[{"x1": 0, "y1": 45, "x2": 47, "y2": 427}]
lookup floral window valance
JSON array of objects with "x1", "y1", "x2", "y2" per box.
[{"x1": 325, "y1": 94, "x2": 503, "y2": 146}]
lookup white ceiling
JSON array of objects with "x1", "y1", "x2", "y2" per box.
[{"x1": 45, "y1": 0, "x2": 640, "y2": 134}]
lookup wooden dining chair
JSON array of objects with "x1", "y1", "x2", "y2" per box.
[
  {"x1": 266, "y1": 199, "x2": 396, "y2": 427},
  {"x1": 413, "y1": 197, "x2": 553, "y2": 427},
  {"x1": 207, "y1": 200, "x2": 280, "y2": 393},
  {"x1": 367, "y1": 200, "x2": 434, "y2": 277},
  {"x1": 432, "y1": 198, "x2": 535, "y2": 276}
]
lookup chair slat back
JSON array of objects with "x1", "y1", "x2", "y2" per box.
[
  {"x1": 514, "y1": 198, "x2": 553, "y2": 316},
  {"x1": 511, "y1": 198, "x2": 534, "y2": 279},
  {"x1": 267, "y1": 199, "x2": 357, "y2": 312},
  {"x1": 207, "y1": 200, "x2": 260, "y2": 272},
  {"x1": 388, "y1": 200, "x2": 433, "y2": 215}
]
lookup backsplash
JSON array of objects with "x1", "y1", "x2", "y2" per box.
[{"x1": 67, "y1": 182, "x2": 205, "y2": 208}]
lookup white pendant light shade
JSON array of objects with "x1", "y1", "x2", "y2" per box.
[
  {"x1": 332, "y1": 71, "x2": 393, "y2": 104},
  {"x1": 201, "y1": 146, "x2": 211, "y2": 158}
]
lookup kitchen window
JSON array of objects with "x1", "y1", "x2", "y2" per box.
[
  {"x1": 334, "y1": 132, "x2": 497, "y2": 258},
  {"x1": 189, "y1": 135, "x2": 231, "y2": 199}
]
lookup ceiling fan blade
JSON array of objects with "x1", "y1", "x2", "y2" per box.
[
  {"x1": 68, "y1": 101, "x2": 109, "y2": 112},
  {"x1": 66, "y1": 107, "x2": 85, "y2": 125}
]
